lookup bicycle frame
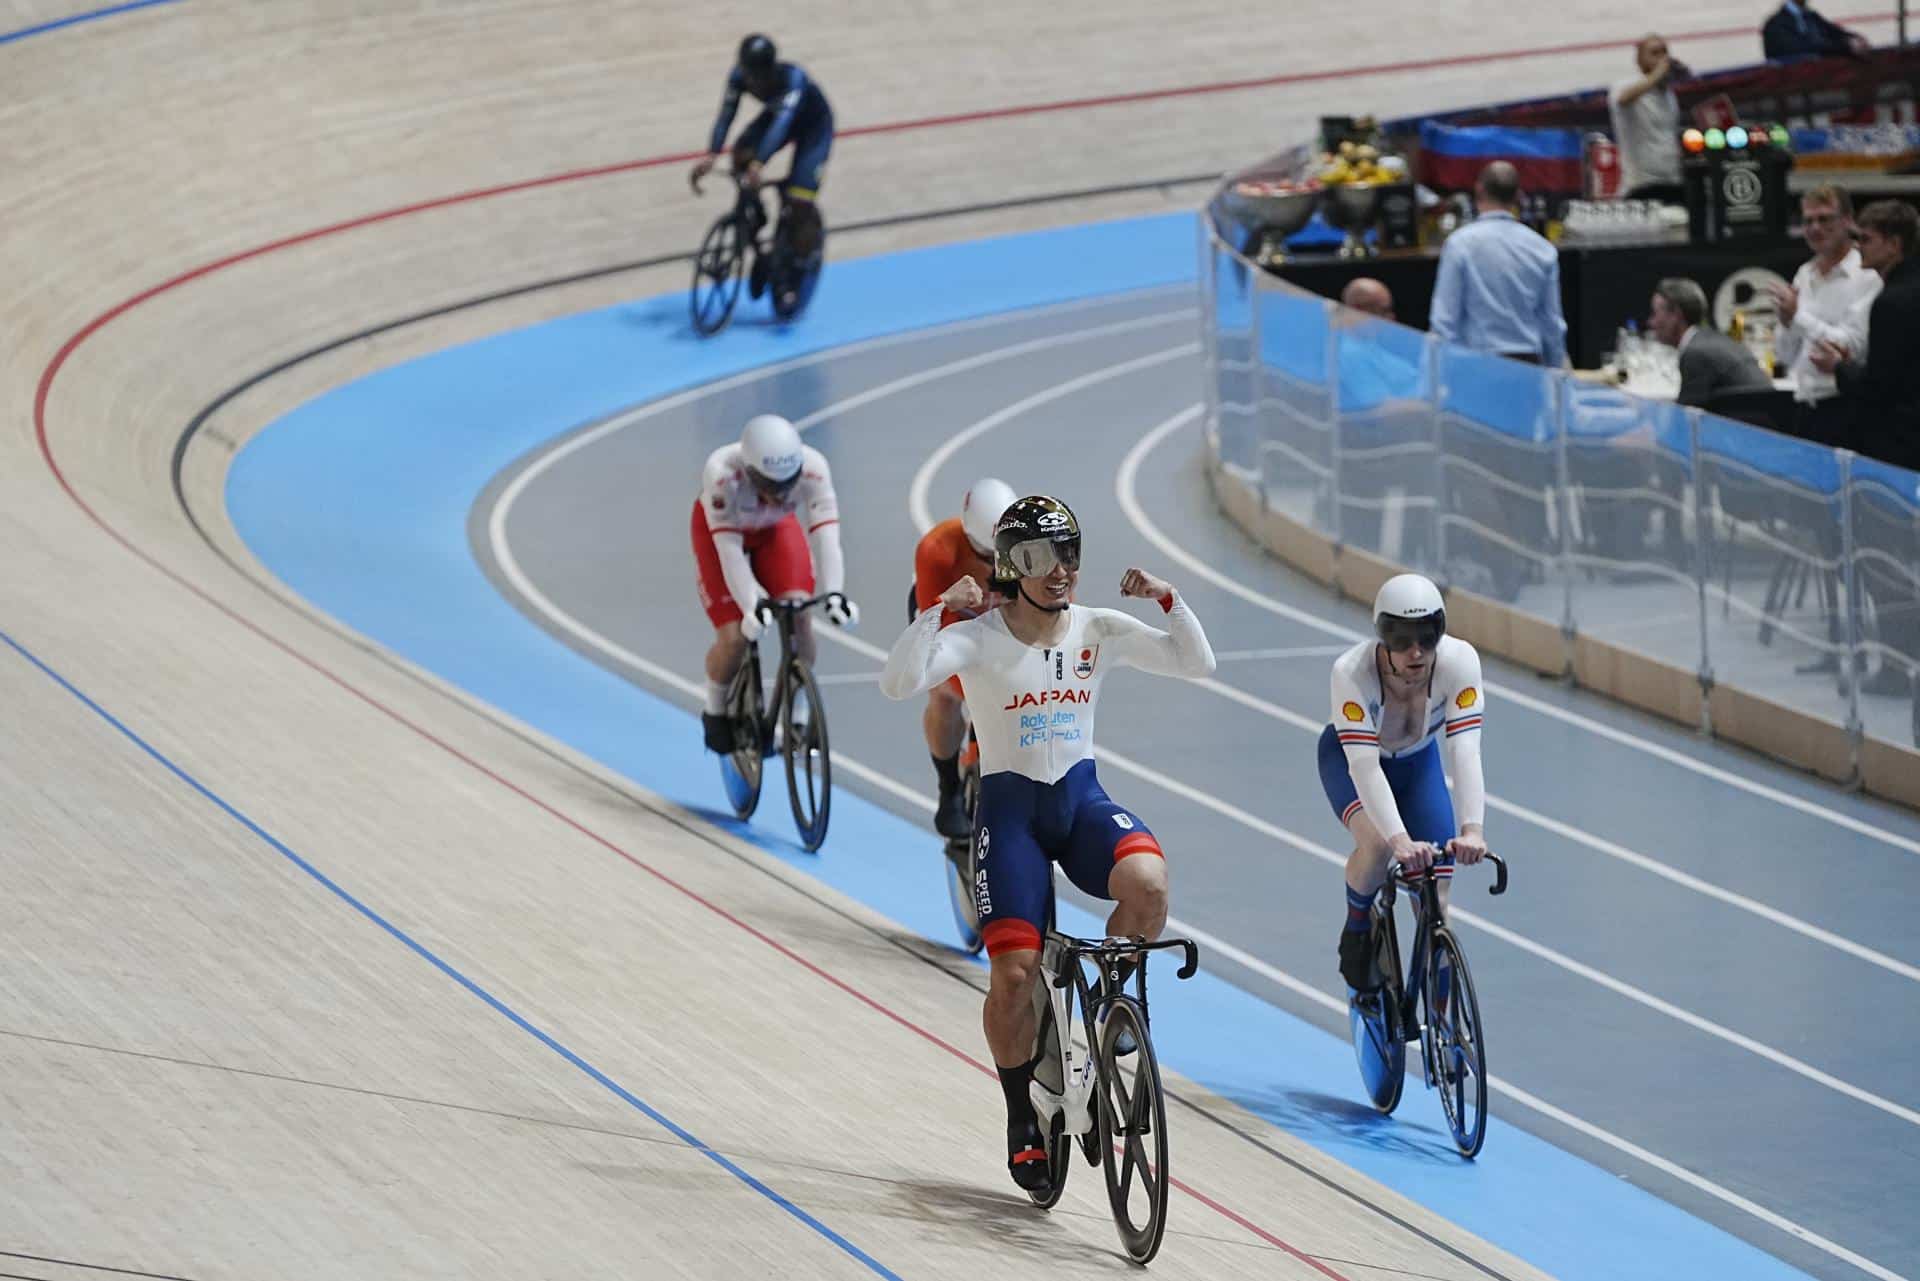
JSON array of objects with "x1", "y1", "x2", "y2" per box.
[
  {"x1": 1381, "y1": 854, "x2": 1509, "y2": 1055},
  {"x1": 1029, "y1": 931, "x2": 1199, "y2": 1138}
]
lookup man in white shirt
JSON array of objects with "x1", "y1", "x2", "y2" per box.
[
  {"x1": 1769, "y1": 185, "x2": 1881, "y2": 447},
  {"x1": 1608, "y1": 35, "x2": 1689, "y2": 202}
]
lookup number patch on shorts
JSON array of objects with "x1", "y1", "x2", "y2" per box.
[{"x1": 1112, "y1": 813, "x2": 1134, "y2": 830}]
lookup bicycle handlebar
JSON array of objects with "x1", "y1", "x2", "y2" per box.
[
  {"x1": 1391, "y1": 851, "x2": 1508, "y2": 895},
  {"x1": 1050, "y1": 934, "x2": 1200, "y2": 987},
  {"x1": 753, "y1": 592, "x2": 848, "y2": 621}
]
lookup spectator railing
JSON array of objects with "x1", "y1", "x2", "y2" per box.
[{"x1": 1199, "y1": 211, "x2": 1920, "y2": 807}]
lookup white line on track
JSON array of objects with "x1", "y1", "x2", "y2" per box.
[
  {"x1": 1212, "y1": 645, "x2": 1353, "y2": 662},
  {"x1": 1121, "y1": 408, "x2": 1920, "y2": 861},
  {"x1": 1117, "y1": 407, "x2": 1920, "y2": 986},
  {"x1": 489, "y1": 314, "x2": 1907, "y2": 1281}
]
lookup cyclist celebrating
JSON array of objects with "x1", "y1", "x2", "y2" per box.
[
  {"x1": 689, "y1": 34, "x2": 834, "y2": 311},
  {"x1": 880, "y1": 496, "x2": 1215, "y2": 1195},
  {"x1": 1319, "y1": 573, "x2": 1489, "y2": 993},
  {"x1": 911, "y1": 478, "x2": 1018, "y2": 839},
  {"x1": 693, "y1": 413, "x2": 858, "y2": 754}
]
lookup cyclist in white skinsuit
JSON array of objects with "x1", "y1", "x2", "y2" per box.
[
  {"x1": 880, "y1": 494, "x2": 1215, "y2": 1195},
  {"x1": 691, "y1": 413, "x2": 858, "y2": 754},
  {"x1": 1319, "y1": 573, "x2": 1490, "y2": 992}
]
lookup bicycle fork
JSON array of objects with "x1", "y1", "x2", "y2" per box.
[{"x1": 1029, "y1": 935, "x2": 1098, "y2": 1139}]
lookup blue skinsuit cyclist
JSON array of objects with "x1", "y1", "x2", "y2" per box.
[{"x1": 688, "y1": 33, "x2": 833, "y2": 312}]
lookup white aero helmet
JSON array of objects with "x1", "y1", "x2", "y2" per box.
[
  {"x1": 740, "y1": 414, "x2": 804, "y2": 488},
  {"x1": 1372, "y1": 572, "x2": 1446, "y2": 652},
  {"x1": 960, "y1": 478, "x2": 1018, "y2": 556}
]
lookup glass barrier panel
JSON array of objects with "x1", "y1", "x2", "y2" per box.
[
  {"x1": 1210, "y1": 238, "x2": 1258, "y2": 474},
  {"x1": 1328, "y1": 315, "x2": 1440, "y2": 572},
  {"x1": 1696, "y1": 413, "x2": 1851, "y2": 731},
  {"x1": 1561, "y1": 385, "x2": 1703, "y2": 678},
  {"x1": 1846, "y1": 455, "x2": 1920, "y2": 752},
  {"x1": 1432, "y1": 343, "x2": 1564, "y2": 627},
  {"x1": 1252, "y1": 273, "x2": 1336, "y2": 531}
]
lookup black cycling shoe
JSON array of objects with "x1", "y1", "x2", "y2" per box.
[
  {"x1": 1006, "y1": 1115, "x2": 1052, "y2": 1193},
  {"x1": 933, "y1": 783, "x2": 970, "y2": 841},
  {"x1": 748, "y1": 253, "x2": 769, "y2": 300},
  {"x1": 701, "y1": 713, "x2": 736, "y2": 755},
  {"x1": 1338, "y1": 928, "x2": 1380, "y2": 993}
]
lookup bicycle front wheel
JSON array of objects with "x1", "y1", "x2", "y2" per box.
[
  {"x1": 781, "y1": 656, "x2": 832, "y2": 850},
  {"x1": 1096, "y1": 997, "x2": 1170, "y2": 1264},
  {"x1": 943, "y1": 754, "x2": 983, "y2": 953},
  {"x1": 719, "y1": 652, "x2": 764, "y2": 820},
  {"x1": 690, "y1": 213, "x2": 747, "y2": 337},
  {"x1": 1427, "y1": 928, "x2": 1489, "y2": 1157}
]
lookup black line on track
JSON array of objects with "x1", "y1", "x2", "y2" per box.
[
  {"x1": 158, "y1": 178, "x2": 1518, "y2": 1281},
  {"x1": 0, "y1": 1251, "x2": 200, "y2": 1281}
]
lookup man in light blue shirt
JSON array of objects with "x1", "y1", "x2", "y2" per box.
[{"x1": 1429, "y1": 162, "x2": 1568, "y2": 368}]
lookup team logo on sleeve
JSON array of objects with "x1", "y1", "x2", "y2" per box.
[
  {"x1": 1074, "y1": 646, "x2": 1099, "y2": 679},
  {"x1": 1456, "y1": 687, "x2": 1479, "y2": 710},
  {"x1": 1342, "y1": 701, "x2": 1366, "y2": 723}
]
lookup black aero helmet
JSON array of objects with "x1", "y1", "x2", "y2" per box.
[
  {"x1": 738, "y1": 33, "x2": 777, "y2": 76},
  {"x1": 993, "y1": 495, "x2": 1082, "y2": 582}
]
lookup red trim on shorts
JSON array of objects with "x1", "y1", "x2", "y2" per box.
[
  {"x1": 983, "y1": 919, "x2": 1043, "y2": 957},
  {"x1": 1342, "y1": 798, "x2": 1364, "y2": 824},
  {"x1": 1113, "y1": 831, "x2": 1164, "y2": 861}
]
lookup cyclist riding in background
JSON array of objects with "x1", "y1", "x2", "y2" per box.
[
  {"x1": 1319, "y1": 573, "x2": 1490, "y2": 993},
  {"x1": 911, "y1": 478, "x2": 1019, "y2": 839},
  {"x1": 693, "y1": 413, "x2": 858, "y2": 755},
  {"x1": 880, "y1": 496, "x2": 1215, "y2": 1197},
  {"x1": 688, "y1": 33, "x2": 834, "y2": 311}
]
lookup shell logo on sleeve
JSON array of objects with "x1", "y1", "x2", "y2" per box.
[
  {"x1": 1342, "y1": 701, "x2": 1366, "y2": 723},
  {"x1": 1456, "y1": 687, "x2": 1479, "y2": 710}
]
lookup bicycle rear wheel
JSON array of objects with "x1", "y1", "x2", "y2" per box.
[
  {"x1": 1096, "y1": 997, "x2": 1170, "y2": 1264},
  {"x1": 781, "y1": 656, "x2": 832, "y2": 850},
  {"x1": 719, "y1": 651, "x2": 764, "y2": 819},
  {"x1": 1427, "y1": 928, "x2": 1489, "y2": 1157},
  {"x1": 690, "y1": 213, "x2": 747, "y2": 336}
]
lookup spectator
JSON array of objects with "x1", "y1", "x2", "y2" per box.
[
  {"x1": 1337, "y1": 278, "x2": 1424, "y2": 412},
  {"x1": 1815, "y1": 200, "x2": 1920, "y2": 470},
  {"x1": 1430, "y1": 161, "x2": 1569, "y2": 367},
  {"x1": 1762, "y1": 0, "x2": 1871, "y2": 60},
  {"x1": 1769, "y1": 186, "x2": 1880, "y2": 447},
  {"x1": 1608, "y1": 35, "x2": 1690, "y2": 203},
  {"x1": 1815, "y1": 201, "x2": 1920, "y2": 712},
  {"x1": 1648, "y1": 277, "x2": 1772, "y2": 407}
]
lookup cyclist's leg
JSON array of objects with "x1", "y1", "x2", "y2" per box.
[
  {"x1": 692, "y1": 501, "x2": 755, "y2": 750},
  {"x1": 974, "y1": 774, "x2": 1056, "y2": 1186},
  {"x1": 1319, "y1": 725, "x2": 1398, "y2": 988},
  {"x1": 755, "y1": 515, "x2": 817, "y2": 664},
  {"x1": 925, "y1": 677, "x2": 970, "y2": 838},
  {"x1": 1390, "y1": 740, "x2": 1458, "y2": 913},
  {"x1": 1058, "y1": 760, "x2": 1167, "y2": 942},
  {"x1": 782, "y1": 124, "x2": 831, "y2": 259},
  {"x1": 730, "y1": 113, "x2": 771, "y2": 174}
]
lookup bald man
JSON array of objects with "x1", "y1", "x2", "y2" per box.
[
  {"x1": 1341, "y1": 277, "x2": 1395, "y2": 320},
  {"x1": 1430, "y1": 161, "x2": 1567, "y2": 367}
]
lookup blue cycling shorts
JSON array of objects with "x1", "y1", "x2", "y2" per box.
[
  {"x1": 735, "y1": 112, "x2": 833, "y2": 199},
  {"x1": 972, "y1": 758, "x2": 1162, "y2": 958},
  {"x1": 1316, "y1": 724, "x2": 1457, "y2": 852}
]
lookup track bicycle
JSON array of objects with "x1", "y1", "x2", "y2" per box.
[
  {"x1": 1349, "y1": 853, "x2": 1508, "y2": 1157},
  {"x1": 717, "y1": 594, "x2": 842, "y2": 850}
]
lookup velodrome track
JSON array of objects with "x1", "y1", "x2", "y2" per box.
[{"x1": 8, "y1": 4, "x2": 1917, "y2": 1279}]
